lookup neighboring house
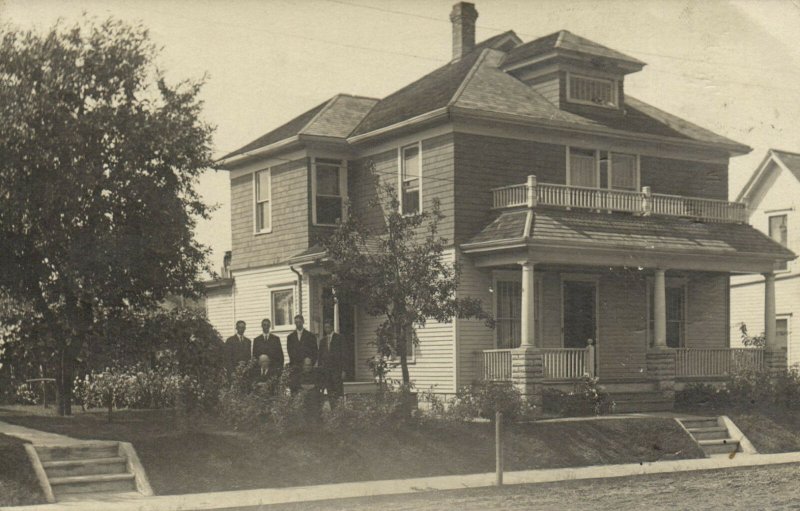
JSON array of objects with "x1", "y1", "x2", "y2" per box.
[
  {"x1": 206, "y1": 2, "x2": 794, "y2": 408},
  {"x1": 731, "y1": 149, "x2": 800, "y2": 366}
]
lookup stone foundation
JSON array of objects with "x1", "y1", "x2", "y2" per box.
[
  {"x1": 765, "y1": 349, "x2": 788, "y2": 379},
  {"x1": 646, "y1": 349, "x2": 676, "y2": 403},
  {"x1": 511, "y1": 347, "x2": 544, "y2": 406}
]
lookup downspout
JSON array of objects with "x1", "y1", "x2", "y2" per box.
[{"x1": 290, "y1": 266, "x2": 303, "y2": 318}]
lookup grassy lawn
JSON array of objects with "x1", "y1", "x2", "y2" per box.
[
  {"x1": 0, "y1": 432, "x2": 45, "y2": 506},
  {"x1": 0, "y1": 406, "x2": 703, "y2": 496}
]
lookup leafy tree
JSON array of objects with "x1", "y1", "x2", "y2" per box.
[
  {"x1": 0, "y1": 18, "x2": 214, "y2": 414},
  {"x1": 739, "y1": 323, "x2": 766, "y2": 348},
  {"x1": 323, "y1": 166, "x2": 490, "y2": 384}
]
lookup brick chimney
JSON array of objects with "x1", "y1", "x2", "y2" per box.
[{"x1": 450, "y1": 2, "x2": 478, "y2": 61}]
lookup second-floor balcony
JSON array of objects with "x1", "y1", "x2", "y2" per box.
[{"x1": 492, "y1": 176, "x2": 748, "y2": 224}]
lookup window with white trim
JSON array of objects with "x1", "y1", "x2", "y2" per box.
[
  {"x1": 568, "y1": 147, "x2": 598, "y2": 188},
  {"x1": 254, "y1": 169, "x2": 271, "y2": 233},
  {"x1": 567, "y1": 74, "x2": 618, "y2": 108},
  {"x1": 313, "y1": 158, "x2": 346, "y2": 226},
  {"x1": 776, "y1": 317, "x2": 789, "y2": 348},
  {"x1": 648, "y1": 283, "x2": 686, "y2": 348},
  {"x1": 271, "y1": 288, "x2": 294, "y2": 328},
  {"x1": 568, "y1": 148, "x2": 640, "y2": 191},
  {"x1": 769, "y1": 214, "x2": 788, "y2": 271},
  {"x1": 609, "y1": 152, "x2": 638, "y2": 191},
  {"x1": 400, "y1": 144, "x2": 421, "y2": 215}
]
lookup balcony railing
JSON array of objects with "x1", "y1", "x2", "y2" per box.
[
  {"x1": 675, "y1": 348, "x2": 765, "y2": 378},
  {"x1": 492, "y1": 177, "x2": 748, "y2": 223}
]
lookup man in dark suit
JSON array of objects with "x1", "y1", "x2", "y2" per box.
[
  {"x1": 224, "y1": 320, "x2": 250, "y2": 376},
  {"x1": 286, "y1": 315, "x2": 317, "y2": 394},
  {"x1": 251, "y1": 354, "x2": 278, "y2": 395},
  {"x1": 252, "y1": 319, "x2": 284, "y2": 379},
  {"x1": 316, "y1": 320, "x2": 345, "y2": 404}
]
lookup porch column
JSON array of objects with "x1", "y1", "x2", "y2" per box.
[
  {"x1": 332, "y1": 288, "x2": 341, "y2": 335},
  {"x1": 764, "y1": 272, "x2": 776, "y2": 349},
  {"x1": 520, "y1": 261, "x2": 536, "y2": 347},
  {"x1": 653, "y1": 269, "x2": 667, "y2": 349}
]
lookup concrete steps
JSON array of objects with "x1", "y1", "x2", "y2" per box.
[
  {"x1": 26, "y1": 441, "x2": 153, "y2": 502},
  {"x1": 677, "y1": 416, "x2": 755, "y2": 458}
]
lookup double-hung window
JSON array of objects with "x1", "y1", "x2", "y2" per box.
[
  {"x1": 769, "y1": 215, "x2": 789, "y2": 271},
  {"x1": 568, "y1": 148, "x2": 639, "y2": 191},
  {"x1": 313, "y1": 158, "x2": 346, "y2": 226},
  {"x1": 568, "y1": 148, "x2": 598, "y2": 188},
  {"x1": 494, "y1": 275, "x2": 540, "y2": 349},
  {"x1": 270, "y1": 288, "x2": 294, "y2": 329},
  {"x1": 400, "y1": 144, "x2": 421, "y2": 215},
  {"x1": 609, "y1": 152, "x2": 638, "y2": 191},
  {"x1": 254, "y1": 169, "x2": 271, "y2": 233}
]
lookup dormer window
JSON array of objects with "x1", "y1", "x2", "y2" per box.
[{"x1": 567, "y1": 73, "x2": 618, "y2": 108}]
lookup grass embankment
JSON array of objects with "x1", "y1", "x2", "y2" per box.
[
  {"x1": 0, "y1": 432, "x2": 45, "y2": 506},
  {"x1": 0, "y1": 406, "x2": 703, "y2": 496}
]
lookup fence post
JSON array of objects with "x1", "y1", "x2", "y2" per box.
[
  {"x1": 585, "y1": 339, "x2": 596, "y2": 378},
  {"x1": 495, "y1": 411, "x2": 503, "y2": 486},
  {"x1": 642, "y1": 186, "x2": 652, "y2": 216}
]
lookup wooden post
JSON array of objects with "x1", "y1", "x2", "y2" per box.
[
  {"x1": 642, "y1": 186, "x2": 652, "y2": 216},
  {"x1": 520, "y1": 261, "x2": 536, "y2": 347},
  {"x1": 526, "y1": 175, "x2": 538, "y2": 208},
  {"x1": 586, "y1": 339, "x2": 596, "y2": 378},
  {"x1": 495, "y1": 411, "x2": 503, "y2": 486},
  {"x1": 764, "y1": 272, "x2": 777, "y2": 349},
  {"x1": 653, "y1": 269, "x2": 667, "y2": 349}
]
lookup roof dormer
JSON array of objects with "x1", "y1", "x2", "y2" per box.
[{"x1": 501, "y1": 30, "x2": 645, "y2": 111}]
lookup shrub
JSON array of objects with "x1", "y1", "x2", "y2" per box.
[
  {"x1": 447, "y1": 381, "x2": 524, "y2": 423},
  {"x1": 676, "y1": 366, "x2": 800, "y2": 412},
  {"x1": 675, "y1": 383, "x2": 724, "y2": 409},
  {"x1": 542, "y1": 375, "x2": 614, "y2": 417}
]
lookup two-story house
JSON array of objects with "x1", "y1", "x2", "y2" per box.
[
  {"x1": 731, "y1": 149, "x2": 800, "y2": 366},
  {"x1": 206, "y1": 2, "x2": 794, "y2": 409}
]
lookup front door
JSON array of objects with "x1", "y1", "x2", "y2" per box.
[
  {"x1": 563, "y1": 280, "x2": 597, "y2": 354},
  {"x1": 321, "y1": 287, "x2": 356, "y2": 382}
]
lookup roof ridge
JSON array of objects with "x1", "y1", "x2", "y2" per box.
[
  {"x1": 555, "y1": 30, "x2": 567, "y2": 47},
  {"x1": 297, "y1": 94, "x2": 340, "y2": 135},
  {"x1": 447, "y1": 48, "x2": 492, "y2": 107},
  {"x1": 337, "y1": 93, "x2": 381, "y2": 102}
]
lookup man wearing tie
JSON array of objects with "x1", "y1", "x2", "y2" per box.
[
  {"x1": 286, "y1": 315, "x2": 317, "y2": 394},
  {"x1": 224, "y1": 320, "x2": 250, "y2": 376},
  {"x1": 317, "y1": 320, "x2": 345, "y2": 404},
  {"x1": 252, "y1": 319, "x2": 284, "y2": 379},
  {"x1": 252, "y1": 354, "x2": 277, "y2": 395}
]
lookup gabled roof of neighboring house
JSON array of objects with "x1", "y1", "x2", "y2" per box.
[
  {"x1": 462, "y1": 208, "x2": 796, "y2": 261},
  {"x1": 220, "y1": 94, "x2": 379, "y2": 161},
  {"x1": 737, "y1": 148, "x2": 800, "y2": 203},
  {"x1": 501, "y1": 29, "x2": 645, "y2": 69}
]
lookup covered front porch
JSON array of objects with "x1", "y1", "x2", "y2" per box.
[{"x1": 460, "y1": 178, "x2": 795, "y2": 407}]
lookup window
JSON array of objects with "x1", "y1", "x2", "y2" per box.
[
  {"x1": 776, "y1": 317, "x2": 790, "y2": 348},
  {"x1": 494, "y1": 277, "x2": 540, "y2": 349},
  {"x1": 568, "y1": 148, "x2": 639, "y2": 191},
  {"x1": 567, "y1": 74, "x2": 617, "y2": 107},
  {"x1": 568, "y1": 148, "x2": 598, "y2": 188},
  {"x1": 610, "y1": 153, "x2": 638, "y2": 191},
  {"x1": 313, "y1": 158, "x2": 346, "y2": 225},
  {"x1": 400, "y1": 144, "x2": 421, "y2": 214},
  {"x1": 254, "y1": 169, "x2": 271, "y2": 233},
  {"x1": 769, "y1": 215, "x2": 789, "y2": 270},
  {"x1": 271, "y1": 288, "x2": 294, "y2": 328},
  {"x1": 648, "y1": 284, "x2": 686, "y2": 348}
]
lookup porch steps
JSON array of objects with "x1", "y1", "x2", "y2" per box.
[
  {"x1": 26, "y1": 441, "x2": 153, "y2": 502},
  {"x1": 677, "y1": 417, "x2": 757, "y2": 458}
]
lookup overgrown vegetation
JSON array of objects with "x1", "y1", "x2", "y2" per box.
[
  {"x1": 676, "y1": 367, "x2": 800, "y2": 411},
  {"x1": 0, "y1": 434, "x2": 44, "y2": 506},
  {"x1": 542, "y1": 376, "x2": 615, "y2": 417}
]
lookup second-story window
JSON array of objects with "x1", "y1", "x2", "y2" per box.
[
  {"x1": 400, "y1": 143, "x2": 421, "y2": 215},
  {"x1": 609, "y1": 152, "x2": 638, "y2": 191},
  {"x1": 313, "y1": 158, "x2": 346, "y2": 226},
  {"x1": 254, "y1": 169, "x2": 271, "y2": 233},
  {"x1": 769, "y1": 214, "x2": 789, "y2": 270},
  {"x1": 568, "y1": 147, "x2": 598, "y2": 187}
]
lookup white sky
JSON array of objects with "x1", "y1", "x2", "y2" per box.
[{"x1": 2, "y1": 0, "x2": 800, "y2": 272}]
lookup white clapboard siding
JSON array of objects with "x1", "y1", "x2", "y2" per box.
[
  {"x1": 206, "y1": 286, "x2": 234, "y2": 338},
  {"x1": 354, "y1": 250, "x2": 456, "y2": 393},
  {"x1": 455, "y1": 249, "x2": 494, "y2": 386}
]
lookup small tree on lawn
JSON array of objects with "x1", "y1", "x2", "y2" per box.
[
  {"x1": 0, "y1": 18, "x2": 214, "y2": 415},
  {"x1": 323, "y1": 166, "x2": 490, "y2": 384}
]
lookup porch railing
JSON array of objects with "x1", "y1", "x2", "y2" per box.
[
  {"x1": 492, "y1": 179, "x2": 748, "y2": 223},
  {"x1": 483, "y1": 349, "x2": 513, "y2": 381},
  {"x1": 542, "y1": 348, "x2": 590, "y2": 380},
  {"x1": 675, "y1": 348, "x2": 765, "y2": 378},
  {"x1": 481, "y1": 346, "x2": 593, "y2": 382}
]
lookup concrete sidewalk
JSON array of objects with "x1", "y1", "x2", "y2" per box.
[{"x1": 5, "y1": 450, "x2": 800, "y2": 511}]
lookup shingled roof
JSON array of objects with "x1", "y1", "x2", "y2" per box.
[
  {"x1": 502, "y1": 30, "x2": 646, "y2": 69},
  {"x1": 220, "y1": 94, "x2": 378, "y2": 160},
  {"x1": 737, "y1": 148, "x2": 800, "y2": 203},
  {"x1": 463, "y1": 208, "x2": 795, "y2": 262}
]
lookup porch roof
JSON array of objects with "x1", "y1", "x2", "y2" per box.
[{"x1": 461, "y1": 208, "x2": 796, "y2": 264}]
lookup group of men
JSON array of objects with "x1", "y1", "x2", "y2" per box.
[{"x1": 224, "y1": 314, "x2": 345, "y2": 400}]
